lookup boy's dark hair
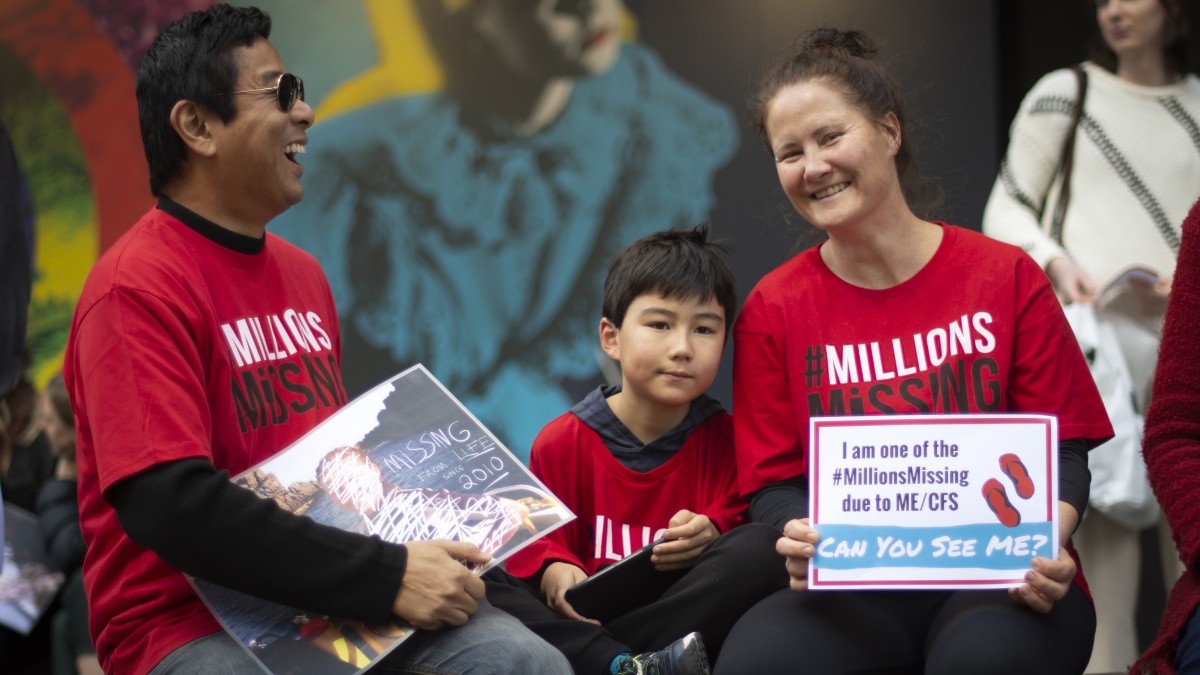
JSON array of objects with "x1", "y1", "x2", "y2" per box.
[
  {"x1": 602, "y1": 223, "x2": 737, "y2": 333},
  {"x1": 137, "y1": 4, "x2": 272, "y2": 197}
]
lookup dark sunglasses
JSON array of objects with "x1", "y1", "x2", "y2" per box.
[{"x1": 219, "y1": 73, "x2": 305, "y2": 112}]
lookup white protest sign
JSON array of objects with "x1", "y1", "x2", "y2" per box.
[{"x1": 808, "y1": 414, "x2": 1058, "y2": 590}]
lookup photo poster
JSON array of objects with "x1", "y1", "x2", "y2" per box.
[
  {"x1": 0, "y1": 503, "x2": 65, "y2": 635},
  {"x1": 191, "y1": 364, "x2": 575, "y2": 675},
  {"x1": 807, "y1": 414, "x2": 1058, "y2": 590}
]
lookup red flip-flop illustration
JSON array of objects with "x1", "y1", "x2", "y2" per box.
[
  {"x1": 982, "y1": 478, "x2": 1021, "y2": 528},
  {"x1": 999, "y1": 453, "x2": 1035, "y2": 499}
]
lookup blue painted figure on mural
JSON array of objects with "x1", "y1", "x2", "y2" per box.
[{"x1": 274, "y1": 0, "x2": 737, "y2": 459}]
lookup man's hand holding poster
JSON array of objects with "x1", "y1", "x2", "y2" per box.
[{"x1": 808, "y1": 414, "x2": 1058, "y2": 590}]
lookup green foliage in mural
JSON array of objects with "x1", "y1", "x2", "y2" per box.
[{"x1": 0, "y1": 44, "x2": 94, "y2": 385}]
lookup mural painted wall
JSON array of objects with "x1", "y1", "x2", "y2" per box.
[
  {"x1": 0, "y1": 0, "x2": 157, "y2": 386},
  {"x1": 0, "y1": 0, "x2": 997, "y2": 460},
  {"x1": 268, "y1": 0, "x2": 738, "y2": 458}
]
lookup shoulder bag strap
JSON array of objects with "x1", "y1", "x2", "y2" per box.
[{"x1": 1050, "y1": 63, "x2": 1088, "y2": 246}]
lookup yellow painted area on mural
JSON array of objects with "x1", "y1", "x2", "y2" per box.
[
  {"x1": 318, "y1": 0, "x2": 638, "y2": 121},
  {"x1": 31, "y1": 358, "x2": 63, "y2": 390},
  {"x1": 316, "y1": 0, "x2": 443, "y2": 120},
  {"x1": 30, "y1": 197, "x2": 95, "y2": 388},
  {"x1": 34, "y1": 204, "x2": 95, "y2": 299}
]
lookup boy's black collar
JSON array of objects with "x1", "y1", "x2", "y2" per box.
[
  {"x1": 157, "y1": 196, "x2": 266, "y2": 255},
  {"x1": 572, "y1": 384, "x2": 724, "y2": 463}
]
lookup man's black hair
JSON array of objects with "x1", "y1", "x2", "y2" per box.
[
  {"x1": 602, "y1": 223, "x2": 737, "y2": 334},
  {"x1": 136, "y1": 4, "x2": 272, "y2": 197}
]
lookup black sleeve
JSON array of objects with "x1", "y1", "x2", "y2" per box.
[
  {"x1": 109, "y1": 458, "x2": 407, "y2": 625},
  {"x1": 35, "y1": 478, "x2": 86, "y2": 574},
  {"x1": 1059, "y1": 437, "x2": 1090, "y2": 523},
  {"x1": 748, "y1": 475, "x2": 809, "y2": 530}
]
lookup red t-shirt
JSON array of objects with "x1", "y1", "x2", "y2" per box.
[
  {"x1": 733, "y1": 224, "x2": 1113, "y2": 496},
  {"x1": 505, "y1": 409, "x2": 744, "y2": 578},
  {"x1": 64, "y1": 208, "x2": 345, "y2": 675}
]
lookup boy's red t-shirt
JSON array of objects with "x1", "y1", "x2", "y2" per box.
[{"x1": 505, "y1": 408, "x2": 744, "y2": 579}]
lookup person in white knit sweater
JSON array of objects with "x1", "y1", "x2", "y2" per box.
[{"x1": 983, "y1": 1, "x2": 1198, "y2": 672}]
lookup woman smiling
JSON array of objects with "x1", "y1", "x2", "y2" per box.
[{"x1": 715, "y1": 29, "x2": 1113, "y2": 675}]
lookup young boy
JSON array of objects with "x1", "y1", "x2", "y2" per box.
[{"x1": 505, "y1": 224, "x2": 787, "y2": 660}]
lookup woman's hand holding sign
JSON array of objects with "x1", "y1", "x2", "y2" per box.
[
  {"x1": 1009, "y1": 501, "x2": 1080, "y2": 614},
  {"x1": 1010, "y1": 546, "x2": 1076, "y2": 614},
  {"x1": 778, "y1": 518, "x2": 819, "y2": 591}
]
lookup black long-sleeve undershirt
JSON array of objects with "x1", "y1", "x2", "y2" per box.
[
  {"x1": 109, "y1": 457, "x2": 407, "y2": 624},
  {"x1": 748, "y1": 438, "x2": 1092, "y2": 531}
]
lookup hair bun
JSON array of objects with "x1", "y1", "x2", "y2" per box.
[{"x1": 800, "y1": 28, "x2": 878, "y2": 60}]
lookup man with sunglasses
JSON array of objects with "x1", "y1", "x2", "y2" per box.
[{"x1": 62, "y1": 5, "x2": 571, "y2": 674}]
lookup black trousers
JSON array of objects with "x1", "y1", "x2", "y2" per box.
[
  {"x1": 714, "y1": 581, "x2": 1096, "y2": 675},
  {"x1": 486, "y1": 522, "x2": 788, "y2": 672},
  {"x1": 484, "y1": 571, "x2": 627, "y2": 674},
  {"x1": 603, "y1": 522, "x2": 788, "y2": 656}
]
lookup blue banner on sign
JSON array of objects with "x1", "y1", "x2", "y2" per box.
[{"x1": 813, "y1": 522, "x2": 1054, "y2": 570}]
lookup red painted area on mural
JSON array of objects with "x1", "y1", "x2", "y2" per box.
[{"x1": 0, "y1": 0, "x2": 151, "y2": 253}]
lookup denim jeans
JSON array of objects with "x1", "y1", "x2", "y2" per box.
[{"x1": 149, "y1": 598, "x2": 570, "y2": 675}]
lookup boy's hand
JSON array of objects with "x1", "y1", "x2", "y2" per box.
[
  {"x1": 651, "y1": 510, "x2": 719, "y2": 571},
  {"x1": 778, "y1": 518, "x2": 818, "y2": 592},
  {"x1": 540, "y1": 562, "x2": 599, "y2": 624},
  {"x1": 392, "y1": 540, "x2": 489, "y2": 630}
]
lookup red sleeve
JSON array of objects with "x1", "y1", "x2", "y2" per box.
[
  {"x1": 73, "y1": 288, "x2": 215, "y2": 492},
  {"x1": 502, "y1": 418, "x2": 588, "y2": 579},
  {"x1": 733, "y1": 288, "x2": 807, "y2": 497},
  {"x1": 700, "y1": 481, "x2": 745, "y2": 534},
  {"x1": 1145, "y1": 199, "x2": 1200, "y2": 567},
  {"x1": 695, "y1": 413, "x2": 746, "y2": 533}
]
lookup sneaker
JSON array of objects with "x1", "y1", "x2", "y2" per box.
[{"x1": 614, "y1": 632, "x2": 710, "y2": 675}]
